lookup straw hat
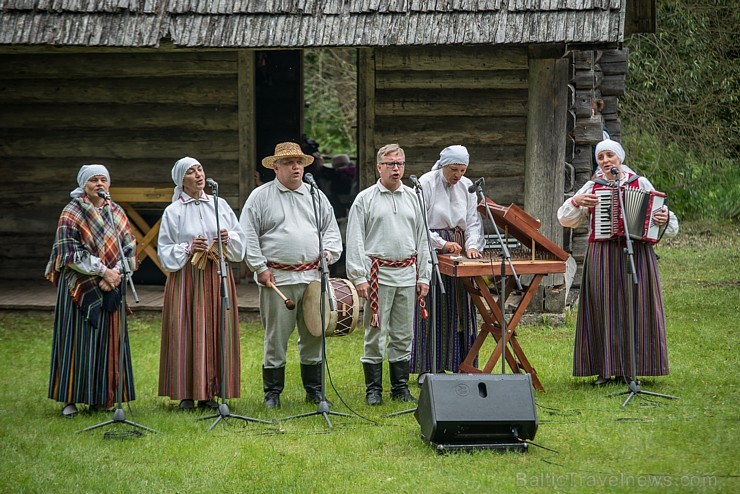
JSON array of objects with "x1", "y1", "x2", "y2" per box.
[{"x1": 261, "y1": 142, "x2": 314, "y2": 169}]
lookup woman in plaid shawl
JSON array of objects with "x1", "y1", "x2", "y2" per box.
[{"x1": 45, "y1": 164, "x2": 138, "y2": 418}]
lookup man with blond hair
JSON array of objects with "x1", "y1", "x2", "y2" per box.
[{"x1": 346, "y1": 144, "x2": 431, "y2": 405}]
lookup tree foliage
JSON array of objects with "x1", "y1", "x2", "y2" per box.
[
  {"x1": 303, "y1": 48, "x2": 357, "y2": 157},
  {"x1": 621, "y1": 0, "x2": 739, "y2": 220}
]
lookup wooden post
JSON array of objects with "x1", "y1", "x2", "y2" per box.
[
  {"x1": 237, "y1": 49, "x2": 255, "y2": 206},
  {"x1": 237, "y1": 49, "x2": 255, "y2": 282},
  {"x1": 524, "y1": 55, "x2": 568, "y2": 290},
  {"x1": 357, "y1": 48, "x2": 376, "y2": 190}
]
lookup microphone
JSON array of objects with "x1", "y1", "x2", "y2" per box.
[
  {"x1": 409, "y1": 175, "x2": 422, "y2": 189},
  {"x1": 610, "y1": 167, "x2": 620, "y2": 177},
  {"x1": 467, "y1": 177, "x2": 484, "y2": 193},
  {"x1": 206, "y1": 178, "x2": 218, "y2": 187},
  {"x1": 96, "y1": 190, "x2": 110, "y2": 200},
  {"x1": 304, "y1": 173, "x2": 317, "y2": 187}
]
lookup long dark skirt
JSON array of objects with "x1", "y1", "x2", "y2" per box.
[
  {"x1": 573, "y1": 240, "x2": 669, "y2": 377},
  {"x1": 158, "y1": 262, "x2": 241, "y2": 401},
  {"x1": 410, "y1": 228, "x2": 478, "y2": 373},
  {"x1": 410, "y1": 276, "x2": 478, "y2": 373},
  {"x1": 48, "y1": 278, "x2": 135, "y2": 407}
]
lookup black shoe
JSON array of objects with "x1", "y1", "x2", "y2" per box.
[
  {"x1": 592, "y1": 376, "x2": 611, "y2": 386},
  {"x1": 264, "y1": 392, "x2": 281, "y2": 409},
  {"x1": 198, "y1": 399, "x2": 219, "y2": 409},
  {"x1": 263, "y1": 366, "x2": 285, "y2": 409},
  {"x1": 366, "y1": 390, "x2": 383, "y2": 406},
  {"x1": 179, "y1": 399, "x2": 195, "y2": 410},
  {"x1": 391, "y1": 388, "x2": 417, "y2": 402},
  {"x1": 362, "y1": 362, "x2": 384, "y2": 406},
  {"x1": 389, "y1": 360, "x2": 416, "y2": 403},
  {"x1": 301, "y1": 363, "x2": 325, "y2": 404},
  {"x1": 61, "y1": 403, "x2": 78, "y2": 418}
]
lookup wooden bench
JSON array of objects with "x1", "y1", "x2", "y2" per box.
[{"x1": 109, "y1": 187, "x2": 172, "y2": 276}]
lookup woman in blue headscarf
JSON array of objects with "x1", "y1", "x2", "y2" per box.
[{"x1": 46, "y1": 164, "x2": 138, "y2": 417}]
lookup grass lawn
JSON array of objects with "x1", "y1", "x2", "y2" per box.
[{"x1": 0, "y1": 221, "x2": 737, "y2": 493}]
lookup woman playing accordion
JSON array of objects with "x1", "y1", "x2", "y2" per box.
[{"x1": 558, "y1": 139, "x2": 679, "y2": 386}]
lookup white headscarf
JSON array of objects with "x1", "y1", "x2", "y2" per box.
[
  {"x1": 171, "y1": 157, "x2": 201, "y2": 202},
  {"x1": 432, "y1": 145, "x2": 470, "y2": 170},
  {"x1": 70, "y1": 164, "x2": 110, "y2": 198},
  {"x1": 593, "y1": 139, "x2": 636, "y2": 177}
]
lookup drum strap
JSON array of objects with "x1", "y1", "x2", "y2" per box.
[
  {"x1": 267, "y1": 259, "x2": 320, "y2": 272},
  {"x1": 367, "y1": 256, "x2": 416, "y2": 329}
]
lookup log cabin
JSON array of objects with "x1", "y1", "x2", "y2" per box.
[{"x1": 0, "y1": 0, "x2": 656, "y2": 315}]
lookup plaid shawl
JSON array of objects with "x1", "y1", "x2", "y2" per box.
[{"x1": 45, "y1": 196, "x2": 137, "y2": 327}]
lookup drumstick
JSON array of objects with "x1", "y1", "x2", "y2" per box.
[{"x1": 269, "y1": 283, "x2": 296, "y2": 310}]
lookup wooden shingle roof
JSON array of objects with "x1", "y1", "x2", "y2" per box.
[{"x1": 0, "y1": 0, "x2": 626, "y2": 47}]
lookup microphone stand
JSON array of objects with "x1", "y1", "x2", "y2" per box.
[
  {"x1": 280, "y1": 178, "x2": 353, "y2": 429},
  {"x1": 80, "y1": 194, "x2": 157, "y2": 435},
  {"x1": 386, "y1": 178, "x2": 445, "y2": 417},
  {"x1": 607, "y1": 178, "x2": 677, "y2": 407},
  {"x1": 474, "y1": 181, "x2": 522, "y2": 376},
  {"x1": 197, "y1": 182, "x2": 272, "y2": 430}
]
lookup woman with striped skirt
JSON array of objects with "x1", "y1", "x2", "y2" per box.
[
  {"x1": 46, "y1": 164, "x2": 138, "y2": 417},
  {"x1": 558, "y1": 139, "x2": 679, "y2": 385},
  {"x1": 410, "y1": 145, "x2": 485, "y2": 376},
  {"x1": 158, "y1": 157, "x2": 246, "y2": 409}
]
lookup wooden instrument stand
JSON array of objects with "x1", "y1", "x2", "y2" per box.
[{"x1": 437, "y1": 200, "x2": 570, "y2": 392}]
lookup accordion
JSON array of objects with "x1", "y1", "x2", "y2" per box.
[{"x1": 593, "y1": 187, "x2": 667, "y2": 243}]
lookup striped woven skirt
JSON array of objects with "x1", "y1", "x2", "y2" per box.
[
  {"x1": 48, "y1": 278, "x2": 135, "y2": 407},
  {"x1": 158, "y1": 262, "x2": 241, "y2": 400},
  {"x1": 410, "y1": 228, "x2": 478, "y2": 373},
  {"x1": 573, "y1": 240, "x2": 669, "y2": 377}
]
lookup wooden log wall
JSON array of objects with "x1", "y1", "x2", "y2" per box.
[
  {"x1": 364, "y1": 45, "x2": 529, "y2": 206},
  {"x1": 565, "y1": 48, "x2": 628, "y2": 288},
  {"x1": 0, "y1": 49, "x2": 244, "y2": 281}
]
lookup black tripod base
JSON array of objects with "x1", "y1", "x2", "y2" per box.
[
  {"x1": 78, "y1": 407, "x2": 158, "y2": 434},
  {"x1": 608, "y1": 380, "x2": 678, "y2": 408},
  {"x1": 195, "y1": 402, "x2": 274, "y2": 431},
  {"x1": 279, "y1": 399, "x2": 353, "y2": 429}
]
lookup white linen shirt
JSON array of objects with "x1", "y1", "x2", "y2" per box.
[
  {"x1": 239, "y1": 180, "x2": 342, "y2": 286},
  {"x1": 158, "y1": 193, "x2": 246, "y2": 272},
  {"x1": 557, "y1": 176, "x2": 679, "y2": 238},
  {"x1": 346, "y1": 181, "x2": 431, "y2": 287},
  {"x1": 419, "y1": 170, "x2": 485, "y2": 251}
]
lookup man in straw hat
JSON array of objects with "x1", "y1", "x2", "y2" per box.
[
  {"x1": 346, "y1": 144, "x2": 431, "y2": 405},
  {"x1": 240, "y1": 142, "x2": 342, "y2": 409}
]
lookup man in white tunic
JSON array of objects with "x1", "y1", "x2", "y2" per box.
[
  {"x1": 240, "y1": 142, "x2": 342, "y2": 409},
  {"x1": 346, "y1": 143, "x2": 431, "y2": 405}
]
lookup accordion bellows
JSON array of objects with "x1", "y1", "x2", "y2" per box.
[{"x1": 594, "y1": 188, "x2": 667, "y2": 243}]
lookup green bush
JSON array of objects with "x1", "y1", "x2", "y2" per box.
[
  {"x1": 624, "y1": 132, "x2": 739, "y2": 221},
  {"x1": 621, "y1": 0, "x2": 739, "y2": 222}
]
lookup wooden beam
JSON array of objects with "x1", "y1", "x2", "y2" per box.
[
  {"x1": 237, "y1": 49, "x2": 255, "y2": 209},
  {"x1": 376, "y1": 70, "x2": 529, "y2": 90},
  {"x1": 524, "y1": 57, "x2": 568, "y2": 287},
  {"x1": 357, "y1": 48, "x2": 377, "y2": 190},
  {"x1": 376, "y1": 46, "x2": 529, "y2": 71}
]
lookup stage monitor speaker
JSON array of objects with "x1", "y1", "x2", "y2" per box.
[{"x1": 414, "y1": 374, "x2": 538, "y2": 444}]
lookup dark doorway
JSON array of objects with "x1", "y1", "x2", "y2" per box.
[{"x1": 255, "y1": 50, "x2": 304, "y2": 185}]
